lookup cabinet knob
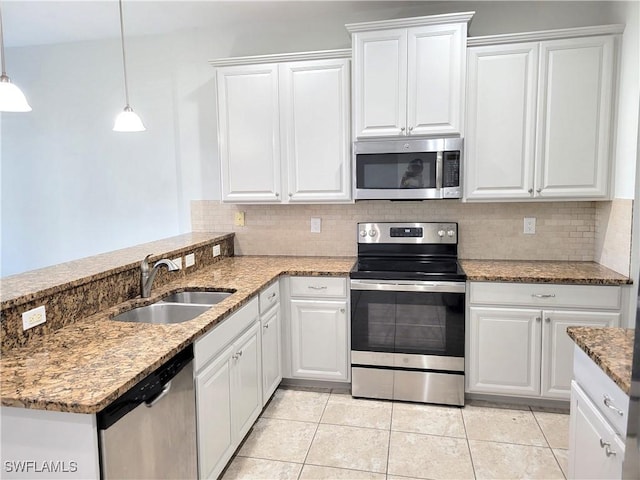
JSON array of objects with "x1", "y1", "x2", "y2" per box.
[
  {"x1": 400, "y1": 127, "x2": 406, "y2": 135},
  {"x1": 289, "y1": 193, "x2": 293, "y2": 197},
  {"x1": 545, "y1": 317, "x2": 550, "y2": 323},
  {"x1": 599, "y1": 439, "x2": 617, "y2": 457},
  {"x1": 263, "y1": 323, "x2": 270, "y2": 330},
  {"x1": 536, "y1": 188, "x2": 542, "y2": 193},
  {"x1": 408, "y1": 126, "x2": 414, "y2": 132},
  {"x1": 340, "y1": 308, "x2": 345, "y2": 313},
  {"x1": 275, "y1": 193, "x2": 280, "y2": 197},
  {"x1": 536, "y1": 317, "x2": 541, "y2": 322},
  {"x1": 528, "y1": 188, "x2": 533, "y2": 194},
  {"x1": 268, "y1": 292, "x2": 277, "y2": 300}
]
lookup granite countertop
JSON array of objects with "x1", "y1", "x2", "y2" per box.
[
  {"x1": 0, "y1": 256, "x2": 355, "y2": 414},
  {"x1": 567, "y1": 326, "x2": 634, "y2": 394},
  {"x1": 460, "y1": 259, "x2": 631, "y2": 285}
]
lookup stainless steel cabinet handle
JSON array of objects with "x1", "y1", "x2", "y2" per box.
[
  {"x1": 268, "y1": 292, "x2": 277, "y2": 300},
  {"x1": 145, "y1": 381, "x2": 172, "y2": 408},
  {"x1": 599, "y1": 439, "x2": 617, "y2": 457},
  {"x1": 603, "y1": 394, "x2": 624, "y2": 416},
  {"x1": 308, "y1": 285, "x2": 328, "y2": 290},
  {"x1": 532, "y1": 294, "x2": 556, "y2": 298}
]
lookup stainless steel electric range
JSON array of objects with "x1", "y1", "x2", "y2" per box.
[{"x1": 350, "y1": 222, "x2": 466, "y2": 406}]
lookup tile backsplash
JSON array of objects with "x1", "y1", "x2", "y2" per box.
[
  {"x1": 595, "y1": 198, "x2": 633, "y2": 276},
  {"x1": 191, "y1": 200, "x2": 598, "y2": 261}
]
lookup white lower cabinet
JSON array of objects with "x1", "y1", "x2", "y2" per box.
[
  {"x1": 194, "y1": 299, "x2": 262, "y2": 480},
  {"x1": 287, "y1": 276, "x2": 349, "y2": 382},
  {"x1": 467, "y1": 282, "x2": 621, "y2": 400},
  {"x1": 260, "y1": 280, "x2": 282, "y2": 405},
  {"x1": 569, "y1": 346, "x2": 627, "y2": 479}
]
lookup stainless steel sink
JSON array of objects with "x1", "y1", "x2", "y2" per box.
[
  {"x1": 160, "y1": 291, "x2": 233, "y2": 305},
  {"x1": 112, "y1": 303, "x2": 212, "y2": 325}
]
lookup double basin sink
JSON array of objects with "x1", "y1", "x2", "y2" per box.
[{"x1": 112, "y1": 290, "x2": 234, "y2": 325}]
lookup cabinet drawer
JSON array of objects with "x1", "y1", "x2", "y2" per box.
[
  {"x1": 573, "y1": 346, "x2": 628, "y2": 437},
  {"x1": 290, "y1": 276, "x2": 347, "y2": 298},
  {"x1": 194, "y1": 297, "x2": 259, "y2": 372},
  {"x1": 469, "y1": 282, "x2": 621, "y2": 310},
  {"x1": 259, "y1": 281, "x2": 280, "y2": 314}
]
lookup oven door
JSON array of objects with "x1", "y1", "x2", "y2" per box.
[{"x1": 350, "y1": 279, "x2": 465, "y2": 361}]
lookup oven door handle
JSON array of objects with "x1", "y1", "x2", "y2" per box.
[{"x1": 350, "y1": 279, "x2": 465, "y2": 293}]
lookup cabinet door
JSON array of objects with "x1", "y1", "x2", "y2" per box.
[
  {"x1": 195, "y1": 345, "x2": 234, "y2": 480},
  {"x1": 353, "y1": 29, "x2": 408, "y2": 138},
  {"x1": 261, "y1": 305, "x2": 282, "y2": 405},
  {"x1": 217, "y1": 64, "x2": 282, "y2": 202},
  {"x1": 542, "y1": 310, "x2": 619, "y2": 400},
  {"x1": 290, "y1": 299, "x2": 349, "y2": 381},
  {"x1": 407, "y1": 23, "x2": 465, "y2": 136},
  {"x1": 536, "y1": 36, "x2": 614, "y2": 198},
  {"x1": 280, "y1": 59, "x2": 351, "y2": 202},
  {"x1": 468, "y1": 307, "x2": 541, "y2": 396},
  {"x1": 465, "y1": 43, "x2": 538, "y2": 200},
  {"x1": 231, "y1": 322, "x2": 262, "y2": 443},
  {"x1": 569, "y1": 382, "x2": 625, "y2": 479}
]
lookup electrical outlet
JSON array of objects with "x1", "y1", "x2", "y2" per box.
[
  {"x1": 213, "y1": 244, "x2": 221, "y2": 257},
  {"x1": 234, "y1": 211, "x2": 245, "y2": 227},
  {"x1": 524, "y1": 217, "x2": 536, "y2": 235},
  {"x1": 22, "y1": 305, "x2": 46, "y2": 331},
  {"x1": 171, "y1": 257, "x2": 183, "y2": 269},
  {"x1": 310, "y1": 217, "x2": 322, "y2": 233},
  {"x1": 185, "y1": 253, "x2": 195, "y2": 267}
]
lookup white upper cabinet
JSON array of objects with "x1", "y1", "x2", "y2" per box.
[
  {"x1": 217, "y1": 64, "x2": 281, "y2": 202},
  {"x1": 280, "y1": 59, "x2": 351, "y2": 202},
  {"x1": 465, "y1": 26, "x2": 621, "y2": 201},
  {"x1": 348, "y1": 12, "x2": 473, "y2": 139},
  {"x1": 536, "y1": 36, "x2": 614, "y2": 198},
  {"x1": 465, "y1": 43, "x2": 538, "y2": 199},
  {"x1": 213, "y1": 51, "x2": 351, "y2": 204}
]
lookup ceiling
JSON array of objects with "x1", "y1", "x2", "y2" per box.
[{"x1": 2, "y1": 0, "x2": 452, "y2": 48}]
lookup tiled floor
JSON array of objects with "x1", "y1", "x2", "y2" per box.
[{"x1": 222, "y1": 387, "x2": 570, "y2": 480}]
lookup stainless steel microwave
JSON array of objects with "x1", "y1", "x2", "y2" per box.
[{"x1": 353, "y1": 138, "x2": 463, "y2": 200}]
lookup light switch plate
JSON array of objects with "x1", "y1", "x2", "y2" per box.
[
  {"x1": 185, "y1": 253, "x2": 195, "y2": 267},
  {"x1": 311, "y1": 217, "x2": 322, "y2": 233},
  {"x1": 524, "y1": 217, "x2": 536, "y2": 235},
  {"x1": 22, "y1": 305, "x2": 46, "y2": 331},
  {"x1": 171, "y1": 257, "x2": 183, "y2": 269},
  {"x1": 213, "y1": 245, "x2": 221, "y2": 257}
]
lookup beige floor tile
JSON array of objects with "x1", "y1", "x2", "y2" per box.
[
  {"x1": 299, "y1": 465, "x2": 386, "y2": 479},
  {"x1": 469, "y1": 440, "x2": 565, "y2": 480},
  {"x1": 463, "y1": 405, "x2": 547, "y2": 446},
  {"x1": 238, "y1": 418, "x2": 317, "y2": 463},
  {"x1": 321, "y1": 392, "x2": 392, "y2": 430},
  {"x1": 221, "y1": 457, "x2": 302, "y2": 480},
  {"x1": 552, "y1": 448, "x2": 569, "y2": 479},
  {"x1": 262, "y1": 388, "x2": 329, "y2": 422},
  {"x1": 387, "y1": 476, "x2": 425, "y2": 480},
  {"x1": 388, "y1": 431, "x2": 474, "y2": 480},
  {"x1": 392, "y1": 403, "x2": 465, "y2": 438},
  {"x1": 306, "y1": 424, "x2": 390, "y2": 473},
  {"x1": 533, "y1": 411, "x2": 570, "y2": 449}
]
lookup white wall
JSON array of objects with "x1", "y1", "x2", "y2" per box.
[{"x1": 0, "y1": 1, "x2": 625, "y2": 276}]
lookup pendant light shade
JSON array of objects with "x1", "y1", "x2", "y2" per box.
[
  {"x1": 113, "y1": 0, "x2": 145, "y2": 132},
  {"x1": 0, "y1": 3, "x2": 31, "y2": 112}
]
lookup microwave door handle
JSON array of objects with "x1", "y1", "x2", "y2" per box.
[{"x1": 436, "y1": 152, "x2": 443, "y2": 189}]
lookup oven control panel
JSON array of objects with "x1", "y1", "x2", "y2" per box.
[{"x1": 357, "y1": 222, "x2": 457, "y2": 244}]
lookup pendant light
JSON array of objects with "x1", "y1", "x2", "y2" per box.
[
  {"x1": 0, "y1": 2, "x2": 31, "y2": 112},
  {"x1": 113, "y1": 0, "x2": 145, "y2": 132}
]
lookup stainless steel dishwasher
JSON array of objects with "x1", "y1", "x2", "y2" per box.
[{"x1": 97, "y1": 346, "x2": 197, "y2": 479}]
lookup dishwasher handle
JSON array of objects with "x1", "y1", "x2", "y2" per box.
[{"x1": 145, "y1": 381, "x2": 172, "y2": 408}]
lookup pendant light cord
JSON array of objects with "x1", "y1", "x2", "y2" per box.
[
  {"x1": 118, "y1": 0, "x2": 130, "y2": 106},
  {"x1": 0, "y1": 2, "x2": 8, "y2": 77}
]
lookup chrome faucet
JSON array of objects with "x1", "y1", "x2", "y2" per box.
[{"x1": 140, "y1": 254, "x2": 180, "y2": 298}]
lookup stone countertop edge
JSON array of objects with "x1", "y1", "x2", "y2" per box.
[
  {"x1": 0, "y1": 256, "x2": 356, "y2": 414},
  {"x1": 460, "y1": 259, "x2": 631, "y2": 285},
  {"x1": 0, "y1": 232, "x2": 235, "y2": 307},
  {"x1": 567, "y1": 326, "x2": 634, "y2": 394}
]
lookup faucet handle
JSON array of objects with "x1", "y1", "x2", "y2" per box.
[{"x1": 141, "y1": 254, "x2": 153, "y2": 273}]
